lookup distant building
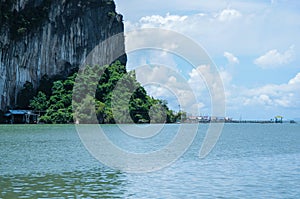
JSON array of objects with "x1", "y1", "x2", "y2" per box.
[
  {"x1": 4, "y1": 110, "x2": 38, "y2": 124},
  {"x1": 275, "y1": 116, "x2": 283, "y2": 123},
  {"x1": 198, "y1": 116, "x2": 210, "y2": 123},
  {"x1": 225, "y1": 117, "x2": 233, "y2": 122},
  {"x1": 210, "y1": 116, "x2": 217, "y2": 122}
]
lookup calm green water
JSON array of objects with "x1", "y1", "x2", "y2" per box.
[{"x1": 0, "y1": 124, "x2": 300, "y2": 198}]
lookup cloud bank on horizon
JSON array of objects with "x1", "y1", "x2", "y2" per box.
[{"x1": 115, "y1": 0, "x2": 300, "y2": 120}]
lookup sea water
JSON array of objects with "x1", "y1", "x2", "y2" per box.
[{"x1": 0, "y1": 124, "x2": 299, "y2": 198}]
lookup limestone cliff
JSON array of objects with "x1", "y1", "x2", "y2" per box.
[{"x1": 0, "y1": 0, "x2": 126, "y2": 110}]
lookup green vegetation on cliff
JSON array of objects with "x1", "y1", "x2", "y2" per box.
[
  {"x1": 28, "y1": 61, "x2": 181, "y2": 124},
  {"x1": 0, "y1": 0, "x2": 117, "y2": 39},
  {"x1": 0, "y1": 0, "x2": 52, "y2": 39}
]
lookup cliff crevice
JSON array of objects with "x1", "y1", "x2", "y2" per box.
[{"x1": 0, "y1": 0, "x2": 126, "y2": 110}]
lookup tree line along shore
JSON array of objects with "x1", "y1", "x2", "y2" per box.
[{"x1": 0, "y1": 62, "x2": 184, "y2": 124}]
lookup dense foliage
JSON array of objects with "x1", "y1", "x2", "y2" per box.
[
  {"x1": 0, "y1": 0, "x2": 52, "y2": 39},
  {"x1": 29, "y1": 61, "x2": 181, "y2": 124},
  {"x1": 0, "y1": 0, "x2": 116, "y2": 40}
]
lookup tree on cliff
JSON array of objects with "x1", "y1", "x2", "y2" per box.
[
  {"x1": 39, "y1": 74, "x2": 76, "y2": 124},
  {"x1": 29, "y1": 61, "x2": 180, "y2": 124},
  {"x1": 30, "y1": 91, "x2": 49, "y2": 113}
]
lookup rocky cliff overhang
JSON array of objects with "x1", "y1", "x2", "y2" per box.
[{"x1": 0, "y1": 0, "x2": 126, "y2": 110}]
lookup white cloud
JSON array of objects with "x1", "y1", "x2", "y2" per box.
[
  {"x1": 133, "y1": 64, "x2": 228, "y2": 115},
  {"x1": 288, "y1": 72, "x2": 300, "y2": 84},
  {"x1": 255, "y1": 94, "x2": 272, "y2": 106},
  {"x1": 115, "y1": 0, "x2": 264, "y2": 21},
  {"x1": 134, "y1": 65, "x2": 200, "y2": 114},
  {"x1": 239, "y1": 72, "x2": 300, "y2": 108},
  {"x1": 127, "y1": 13, "x2": 189, "y2": 30},
  {"x1": 187, "y1": 65, "x2": 209, "y2": 94},
  {"x1": 188, "y1": 64, "x2": 231, "y2": 93},
  {"x1": 254, "y1": 46, "x2": 295, "y2": 68},
  {"x1": 123, "y1": 3, "x2": 300, "y2": 57},
  {"x1": 224, "y1": 51, "x2": 239, "y2": 64},
  {"x1": 140, "y1": 13, "x2": 187, "y2": 25},
  {"x1": 133, "y1": 61, "x2": 300, "y2": 118},
  {"x1": 118, "y1": 0, "x2": 300, "y2": 118},
  {"x1": 216, "y1": 9, "x2": 242, "y2": 22},
  {"x1": 187, "y1": 64, "x2": 227, "y2": 115}
]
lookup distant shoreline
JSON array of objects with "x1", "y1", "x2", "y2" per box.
[
  {"x1": 197, "y1": 120, "x2": 297, "y2": 124},
  {"x1": 0, "y1": 120, "x2": 297, "y2": 125}
]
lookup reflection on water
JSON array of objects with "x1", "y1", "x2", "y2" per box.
[
  {"x1": 0, "y1": 124, "x2": 300, "y2": 198},
  {"x1": 0, "y1": 125, "x2": 128, "y2": 198},
  {"x1": 1, "y1": 168, "x2": 126, "y2": 198}
]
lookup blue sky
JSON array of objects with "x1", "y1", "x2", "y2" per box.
[{"x1": 114, "y1": 0, "x2": 300, "y2": 120}]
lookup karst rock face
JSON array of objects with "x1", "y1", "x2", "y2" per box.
[{"x1": 0, "y1": 0, "x2": 126, "y2": 110}]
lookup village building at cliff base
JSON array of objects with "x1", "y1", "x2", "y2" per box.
[{"x1": 3, "y1": 110, "x2": 38, "y2": 124}]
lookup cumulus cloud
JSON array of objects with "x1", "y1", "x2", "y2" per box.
[
  {"x1": 133, "y1": 64, "x2": 228, "y2": 115},
  {"x1": 134, "y1": 65, "x2": 200, "y2": 114},
  {"x1": 254, "y1": 46, "x2": 295, "y2": 68},
  {"x1": 224, "y1": 51, "x2": 239, "y2": 64},
  {"x1": 128, "y1": 13, "x2": 189, "y2": 30},
  {"x1": 208, "y1": 68, "x2": 300, "y2": 119},
  {"x1": 187, "y1": 64, "x2": 227, "y2": 116},
  {"x1": 119, "y1": 1, "x2": 300, "y2": 118},
  {"x1": 188, "y1": 64, "x2": 230, "y2": 93},
  {"x1": 216, "y1": 9, "x2": 242, "y2": 21},
  {"x1": 288, "y1": 72, "x2": 300, "y2": 85},
  {"x1": 124, "y1": 4, "x2": 300, "y2": 58},
  {"x1": 133, "y1": 61, "x2": 300, "y2": 118},
  {"x1": 241, "y1": 72, "x2": 300, "y2": 108},
  {"x1": 140, "y1": 13, "x2": 187, "y2": 25}
]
